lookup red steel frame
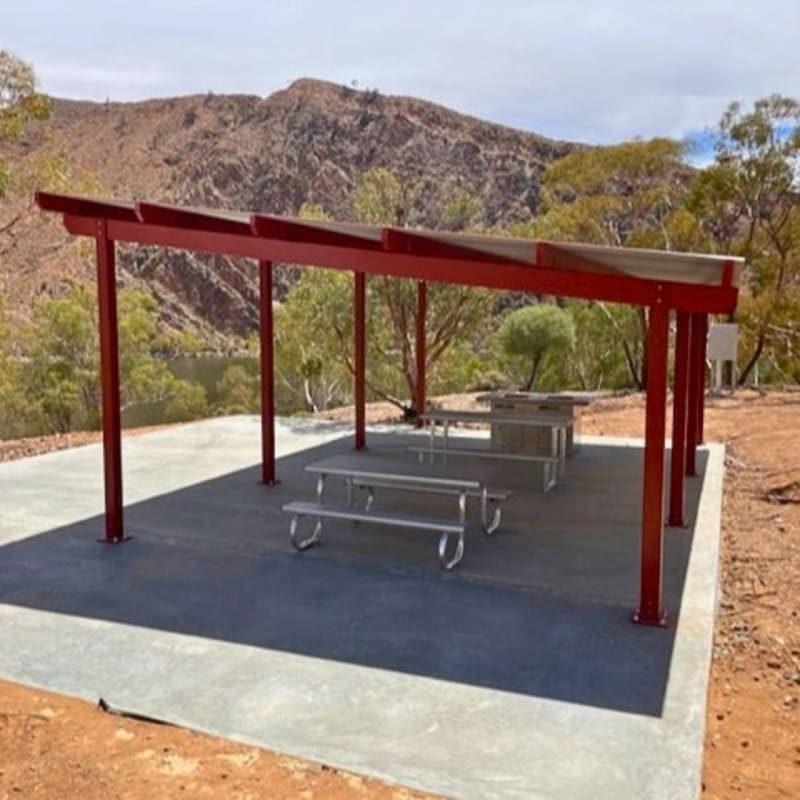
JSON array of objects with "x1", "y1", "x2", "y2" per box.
[
  {"x1": 259, "y1": 260, "x2": 276, "y2": 484},
  {"x1": 685, "y1": 313, "x2": 705, "y2": 476},
  {"x1": 57, "y1": 214, "x2": 738, "y2": 314},
  {"x1": 416, "y1": 281, "x2": 427, "y2": 427},
  {"x1": 95, "y1": 220, "x2": 125, "y2": 542},
  {"x1": 668, "y1": 311, "x2": 691, "y2": 527},
  {"x1": 698, "y1": 314, "x2": 709, "y2": 444},
  {"x1": 354, "y1": 271, "x2": 366, "y2": 450},
  {"x1": 635, "y1": 302, "x2": 669, "y2": 626},
  {"x1": 34, "y1": 191, "x2": 741, "y2": 626}
]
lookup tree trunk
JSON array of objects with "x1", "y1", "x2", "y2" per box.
[
  {"x1": 524, "y1": 355, "x2": 543, "y2": 391},
  {"x1": 738, "y1": 330, "x2": 766, "y2": 386}
]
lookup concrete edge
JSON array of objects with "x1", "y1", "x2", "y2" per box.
[{"x1": 648, "y1": 442, "x2": 725, "y2": 800}]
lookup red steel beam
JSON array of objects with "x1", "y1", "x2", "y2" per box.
[
  {"x1": 354, "y1": 271, "x2": 366, "y2": 450},
  {"x1": 383, "y1": 227, "x2": 518, "y2": 265},
  {"x1": 668, "y1": 311, "x2": 691, "y2": 526},
  {"x1": 634, "y1": 302, "x2": 669, "y2": 626},
  {"x1": 37, "y1": 191, "x2": 137, "y2": 222},
  {"x1": 137, "y1": 202, "x2": 251, "y2": 235},
  {"x1": 536, "y1": 242, "x2": 620, "y2": 275},
  {"x1": 415, "y1": 281, "x2": 427, "y2": 427},
  {"x1": 60, "y1": 216, "x2": 739, "y2": 315},
  {"x1": 259, "y1": 260, "x2": 276, "y2": 485},
  {"x1": 95, "y1": 221, "x2": 126, "y2": 543},
  {"x1": 252, "y1": 214, "x2": 382, "y2": 250}
]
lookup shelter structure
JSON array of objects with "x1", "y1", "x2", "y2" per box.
[{"x1": 34, "y1": 191, "x2": 743, "y2": 626}]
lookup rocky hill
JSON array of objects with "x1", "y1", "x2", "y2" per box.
[{"x1": 0, "y1": 78, "x2": 579, "y2": 342}]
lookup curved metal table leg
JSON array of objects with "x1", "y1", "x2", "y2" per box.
[
  {"x1": 479, "y1": 487, "x2": 502, "y2": 535},
  {"x1": 438, "y1": 488, "x2": 466, "y2": 569},
  {"x1": 438, "y1": 529, "x2": 465, "y2": 570},
  {"x1": 482, "y1": 502, "x2": 502, "y2": 535},
  {"x1": 289, "y1": 514, "x2": 323, "y2": 551}
]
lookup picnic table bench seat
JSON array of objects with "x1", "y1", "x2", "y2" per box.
[
  {"x1": 282, "y1": 500, "x2": 468, "y2": 570},
  {"x1": 408, "y1": 444, "x2": 559, "y2": 491}
]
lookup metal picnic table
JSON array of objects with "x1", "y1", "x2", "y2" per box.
[{"x1": 282, "y1": 453, "x2": 511, "y2": 569}]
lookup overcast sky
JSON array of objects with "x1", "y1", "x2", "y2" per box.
[{"x1": 5, "y1": 1, "x2": 799, "y2": 148}]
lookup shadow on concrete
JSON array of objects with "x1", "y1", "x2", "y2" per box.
[{"x1": 0, "y1": 437, "x2": 707, "y2": 717}]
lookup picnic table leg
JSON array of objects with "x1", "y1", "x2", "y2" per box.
[
  {"x1": 289, "y1": 514, "x2": 323, "y2": 550},
  {"x1": 438, "y1": 489, "x2": 466, "y2": 569},
  {"x1": 289, "y1": 470, "x2": 326, "y2": 551},
  {"x1": 480, "y1": 486, "x2": 502, "y2": 535}
]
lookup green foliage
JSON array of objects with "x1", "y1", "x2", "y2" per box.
[
  {"x1": 0, "y1": 288, "x2": 25, "y2": 434},
  {"x1": 688, "y1": 95, "x2": 800, "y2": 383},
  {"x1": 272, "y1": 181, "x2": 494, "y2": 415},
  {"x1": 0, "y1": 51, "x2": 50, "y2": 142},
  {"x1": 566, "y1": 301, "x2": 640, "y2": 390},
  {"x1": 5, "y1": 285, "x2": 206, "y2": 435},
  {"x1": 274, "y1": 269, "x2": 357, "y2": 412},
  {"x1": 531, "y1": 138, "x2": 689, "y2": 248},
  {"x1": 352, "y1": 167, "x2": 417, "y2": 227},
  {"x1": 0, "y1": 50, "x2": 51, "y2": 201},
  {"x1": 517, "y1": 138, "x2": 696, "y2": 389},
  {"x1": 216, "y1": 364, "x2": 259, "y2": 414},
  {"x1": 153, "y1": 325, "x2": 209, "y2": 357},
  {"x1": 496, "y1": 305, "x2": 575, "y2": 391},
  {"x1": 352, "y1": 168, "x2": 492, "y2": 413},
  {"x1": 23, "y1": 285, "x2": 100, "y2": 432},
  {"x1": 164, "y1": 380, "x2": 208, "y2": 422}
]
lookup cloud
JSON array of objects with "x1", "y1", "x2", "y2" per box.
[{"x1": 4, "y1": 0, "x2": 799, "y2": 143}]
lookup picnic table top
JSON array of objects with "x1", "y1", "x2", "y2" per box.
[
  {"x1": 421, "y1": 408, "x2": 569, "y2": 426},
  {"x1": 305, "y1": 453, "x2": 484, "y2": 490},
  {"x1": 476, "y1": 391, "x2": 594, "y2": 407}
]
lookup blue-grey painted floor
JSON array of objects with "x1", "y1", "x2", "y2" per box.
[{"x1": 0, "y1": 417, "x2": 724, "y2": 800}]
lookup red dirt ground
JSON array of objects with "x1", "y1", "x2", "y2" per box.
[{"x1": 1, "y1": 391, "x2": 798, "y2": 799}]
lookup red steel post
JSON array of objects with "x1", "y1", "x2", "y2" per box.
[
  {"x1": 685, "y1": 314, "x2": 700, "y2": 476},
  {"x1": 668, "y1": 311, "x2": 691, "y2": 526},
  {"x1": 698, "y1": 314, "x2": 708, "y2": 444},
  {"x1": 259, "y1": 260, "x2": 276, "y2": 484},
  {"x1": 354, "y1": 271, "x2": 366, "y2": 450},
  {"x1": 415, "y1": 281, "x2": 427, "y2": 427},
  {"x1": 634, "y1": 301, "x2": 669, "y2": 626},
  {"x1": 95, "y1": 220, "x2": 125, "y2": 543}
]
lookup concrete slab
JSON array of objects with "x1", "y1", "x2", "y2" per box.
[{"x1": 0, "y1": 417, "x2": 723, "y2": 800}]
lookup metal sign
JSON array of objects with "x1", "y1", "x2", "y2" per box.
[{"x1": 707, "y1": 323, "x2": 738, "y2": 361}]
